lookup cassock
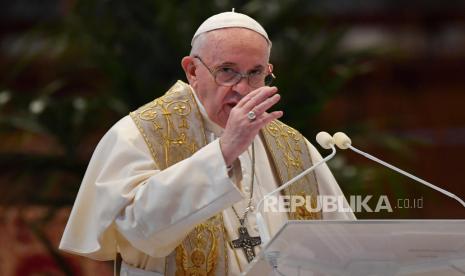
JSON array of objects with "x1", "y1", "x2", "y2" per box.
[{"x1": 60, "y1": 81, "x2": 355, "y2": 275}]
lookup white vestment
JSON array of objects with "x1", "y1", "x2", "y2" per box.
[{"x1": 60, "y1": 88, "x2": 355, "y2": 275}]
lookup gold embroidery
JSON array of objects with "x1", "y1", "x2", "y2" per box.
[
  {"x1": 131, "y1": 81, "x2": 321, "y2": 275},
  {"x1": 175, "y1": 222, "x2": 218, "y2": 276},
  {"x1": 262, "y1": 120, "x2": 322, "y2": 220},
  {"x1": 140, "y1": 108, "x2": 158, "y2": 120},
  {"x1": 294, "y1": 192, "x2": 320, "y2": 220},
  {"x1": 130, "y1": 81, "x2": 226, "y2": 276}
]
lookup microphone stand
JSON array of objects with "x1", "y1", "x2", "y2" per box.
[
  {"x1": 348, "y1": 144, "x2": 465, "y2": 208},
  {"x1": 333, "y1": 132, "x2": 465, "y2": 208},
  {"x1": 255, "y1": 143, "x2": 337, "y2": 244}
]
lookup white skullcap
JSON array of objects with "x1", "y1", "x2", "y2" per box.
[{"x1": 191, "y1": 11, "x2": 271, "y2": 46}]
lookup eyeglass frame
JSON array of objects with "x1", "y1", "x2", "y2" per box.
[{"x1": 192, "y1": 55, "x2": 276, "y2": 88}]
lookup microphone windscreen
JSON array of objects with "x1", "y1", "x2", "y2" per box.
[
  {"x1": 333, "y1": 132, "x2": 352, "y2": 149},
  {"x1": 316, "y1": 131, "x2": 334, "y2": 149}
]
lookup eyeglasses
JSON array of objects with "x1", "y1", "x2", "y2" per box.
[{"x1": 193, "y1": 55, "x2": 275, "y2": 88}]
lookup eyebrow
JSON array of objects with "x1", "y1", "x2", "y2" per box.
[{"x1": 215, "y1": 62, "x2": 265, "y2": 71}]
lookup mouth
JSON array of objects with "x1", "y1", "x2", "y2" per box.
[{"x1": 226, "y1": 102, "x2": 237, "y2": 109}]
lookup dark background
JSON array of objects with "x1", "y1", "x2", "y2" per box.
[{"x1": 1, "y1": 0, "x2": 464, "y2": 275}]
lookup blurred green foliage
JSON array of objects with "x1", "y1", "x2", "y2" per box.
[
  {"x1": 0, "y1": 0, "x2": 371, "y2": 208},
  {"x1": 1, "y1": 1, "x2": 426, "y2": 273}
]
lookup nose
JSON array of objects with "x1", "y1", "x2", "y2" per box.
[{"x1": 232, "y1": 76, "x2": 252, "y2": 96}]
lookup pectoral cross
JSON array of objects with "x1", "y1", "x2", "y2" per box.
[{"x1": 231, "y1": 222, "x2": 261, "y2": 263}]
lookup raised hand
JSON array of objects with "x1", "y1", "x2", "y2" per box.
[{"x1": 219, "y1": 86, "x2": 283, "y2": 166}]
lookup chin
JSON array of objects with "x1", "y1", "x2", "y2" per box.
[
  {"x1": 218, "y1": 118, "x2": 228, "y2": 128},
  {"x1": 215, "y1": 109, "x2": 230, "y2": 127},
  {"x1": 209, "y1": 114, "x2": 226, "y2": 128}
]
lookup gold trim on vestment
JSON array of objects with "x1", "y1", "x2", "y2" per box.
[
  {"x1": 130, "y1": 81, "x2": 321, "y2": 275},
  {"x1": 130, "y1": 81, "x2": 227, "y2": 275},
  {"x1": 261, "y1": 120, "x2": 322, "y2": 220}
]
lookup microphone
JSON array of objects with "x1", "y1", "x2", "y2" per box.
[
  {"x1": 255, "y1": 132, "x2": 337, "y2": 244},
  {"x1": 333, "y1": 132, "x2": 465, "y2": 208},
  {"x1": 316, "y1": 131, "x2": 336, "y2": 149}
]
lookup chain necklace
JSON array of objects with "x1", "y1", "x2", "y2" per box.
[{"x1": 230, "y1": 142, "x2": 262, "y2": 263}]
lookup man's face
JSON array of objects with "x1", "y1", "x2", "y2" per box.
[{"x1": 182, "y1": 28, "x2": 271, "y2": 128}]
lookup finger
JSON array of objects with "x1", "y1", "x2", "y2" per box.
[
  {"x1": 253, "y1": 111, "x2": 283, "y2": 129},
  {"x1": 237, "y1": 86, "x2": 277, "y2": 109},
  {"x1": 242, "y1": 86, "x2": 278, "y2": 111},
  {"x1": 235, "y1": 87, "x2": 265, "y2": 108},
  {"x1": 252, "y1": 93, "x2": 280, "y2": 116}
]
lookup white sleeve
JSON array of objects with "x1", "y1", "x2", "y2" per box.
[
  {"x1": 306, "y1": 140, "x2": 356, "y2": 220},
  {"x1": 59, "y1": 116, "x2": 243, "y2": 260}
]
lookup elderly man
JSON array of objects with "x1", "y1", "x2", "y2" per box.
[{"x1": 60, "y1": 11, "x2": 354, "y2": 275}]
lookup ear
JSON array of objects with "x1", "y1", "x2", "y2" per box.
[
  {"x1": 268, "y1": 63, "x2": 274, "y2": 73},
  {"x1": 181, "y1": 56, "x2": 197, "y2": 86}
]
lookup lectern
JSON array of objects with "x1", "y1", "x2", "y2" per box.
[{"x1": 242, "y1": 220, "x2": 465, "y2": 276}]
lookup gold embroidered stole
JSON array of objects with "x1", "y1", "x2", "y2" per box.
[
  {"x1": 130, "y1": 80, "x2": 321, "y2": 275},
  {"x1": 130, "y1": 81, "x2": 228, "y2": 276},
  {"x1": 261, "y1": 122, "x2": 322, "y2": 220}
]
